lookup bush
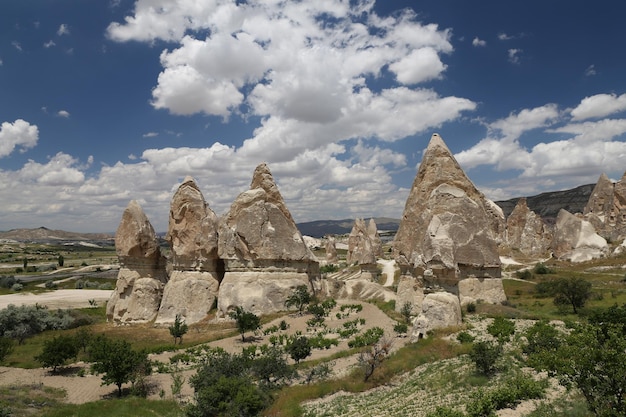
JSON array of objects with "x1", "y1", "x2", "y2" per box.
[
  {"x1": 35, "y1": 335, "x2": 79, "y2": 372},
  {"x1": 348, "y1": 327, "x2": 384, "y2": 348},
  {"x1": 456, "y1": 331, "x2": 475, "y2": 344},
  {"x1": 286, "y1": 336, "x2": 311, "y2": 364},
  {"x1": 320, "y1": 264, "x2": 339, "y2": 274},
  {"x1": 515, "y1": 269, "x2": 533, "y2": 280},
  {"x1": 169, "y1": 314, "x2": 189, "y2": 345},
  {"x1": 533, "y1": 262, "x2": 554, "y2": 274},
  {"x1": 487, "y1": 317, "x2": 516, "y2": 342},
  {"x1": 466, "y1": 302, "x2": 477, "y2": 313},
  {"x1": 45, "y1": 280, "x2": 57, "y2": 289},
  {"x1": 0, "y1": 337, "x2": 13, "y2": 363},
  {"x1": 469, "y1": 341, "x2": 502, "y2": 376},
  {"x1": 0, "y1": 305, "x2": 79, "y2": 344},
  {"x1": 394, "y1": 322, "x2": 408, "y2": 334},
  {"x1": 0, "y1": 276, "x2": 16, "y2": 289},
  {"x1": 11, "y1": 283, "x2": 23, "y2": 292}
]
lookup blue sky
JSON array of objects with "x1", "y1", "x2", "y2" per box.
[{"x1": 1, "y1": 0, "x2": 626, "y2": 233}]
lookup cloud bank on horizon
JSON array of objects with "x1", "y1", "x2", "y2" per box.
[{"x1": 1, "y1": 0, "x2": 625, "y2": 232}]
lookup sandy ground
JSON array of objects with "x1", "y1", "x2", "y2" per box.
[
  {"x1": 0, "y1": 289, "x2": 113, "y2": 310},
  {"x1": 0, "y1": 292, "x2": 404, "y2": 405}
]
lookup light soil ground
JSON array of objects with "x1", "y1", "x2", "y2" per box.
[{"x1": 0, "y1": 291, "x2": 403, "y2": 405}]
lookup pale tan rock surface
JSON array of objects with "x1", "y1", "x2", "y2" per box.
[
  {"x1": 393, "y1": 133, "x2": 502, "y2": 284},
  {"x1": 347, "y1": 218, "x2": 383, "y2": 266},
  {"x1": 217, "y1": 163, "x2": 320, "y2": 316},
  {"x1": 505, "y1": 197, "x2": 552, "y2": 256},
  {"x1": 552, "y1": 209, "x2": 608, "y2": 262},
  {"x1": 458, "y1": 277, "x2": 506, "y2": 306},
  {"x1": 394, "y1": 274, "x2": 424, "y2": 316},
  {"x1": 584, "y1": 171, "x2": 626, "y2": 241},
  {"x1": 325, "y1": 236, "x2": 338, "y2": 263},
  {"x1": 411, "y1": 292, "x2": 461, "y2": 340},
  {"x1": 107, "y1": 200, "x2": 167, "y2": 323},
  {"x1": 156, "y1": 177, "x2": 221, "y2": 324}
]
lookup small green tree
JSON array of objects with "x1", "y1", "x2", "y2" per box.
[
  {"x1": 400, "y1": 301, "x2": 413, "y2": 323},
  {"x1": 89, "y1": 336, "x2": 150, "y2": 397},
  {"x1": 187, "y1": 349, "x2": 268, "y2": 417},
  {"x1": 469, "y1": 340, "x2": 502, "y2": 376},
  {"x1": 286, "y1": 336, "x2": 311, "y2": 364},
  {"x1": 169, "y1": 314, "x2": 189, "y2": 345},
  {"x1": 552, "y1": 276, "x2": 592, "y2": 314},
  {"x1": 229, "y1": 307, "x2": 260, "y2": 342},
  {"x1": 284, "y1": 285, "x2": 312, "y2": 314},
  {"x1": 35, "y1": 335, "x2": 79, "y2": 373},
  {"x1": 57, "y1": 255, "x2": 64, "y2": 267}
]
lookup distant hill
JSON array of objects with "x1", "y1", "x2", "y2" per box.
[
  {"x1": 297, "y1": 217, "x2": 401, "y2": 238},
  {"x1": 494, "y1": 183, "x2": 594, "y2": 224},
  {"x1": 0, "y1": 226, "x2": 113, "y2": 243}
]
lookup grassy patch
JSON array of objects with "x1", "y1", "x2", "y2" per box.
[
  {"x1": 41, "y1": 397, "x2": 183, "y2": 417},
  {"x1": 265, "y1": 337, "x2": 464, "y2": 417},
  {"x1": 0, "y1": 383, "x2": 66, "y2": 416}
]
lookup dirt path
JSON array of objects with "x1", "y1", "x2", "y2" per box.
[
  {"x1": 377, "y1": 259, "x2": 396, "y2": 287},
  {"x1": 0, "y1": 289, "x2": 113, "y2": 310}
]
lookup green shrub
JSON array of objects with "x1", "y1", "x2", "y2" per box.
[
  {"x1": 487, "y1": 317, "x2": 515, "y2": 342},
  {"x1": 515, "y1": 269, "x2": 533, "y2": 280},
  {"x1": 456, "y1": 331, "x2": 475, "y2": 344},
  {"x1": 348, "y1": 327, "x2": 384, "y2": 348},
  {"x1": 466, "y1": 302, "x2": 477, "y2": 313},
  {"x1": 469, "y1": 341, "x2": 502, "y2": 376},
  {"x1": 394, "y1": 322, "x2": 408, "y2": 334},
  {"x1": 533, "y1": 263, "x2": 554, "y2": 274}
]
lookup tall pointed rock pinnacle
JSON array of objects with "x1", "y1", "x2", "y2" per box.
[{"x1": 393, "y1": 133, "x2": 502, "y2": 283}]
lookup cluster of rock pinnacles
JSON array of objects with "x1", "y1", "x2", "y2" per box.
[{"x1": 107, "y1": 133, "x2": 626, "y2": 338}]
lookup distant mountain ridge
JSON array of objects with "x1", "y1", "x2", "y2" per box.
[
  {"x1": 0, "y1": 184, "x2": 595, "y2": 240},
  {"x1": 0, "y1": 226, "x2": 113, "y2": 242},
  {"x1": 494, "y1": 183, "x2": 594, "y2": 223}
]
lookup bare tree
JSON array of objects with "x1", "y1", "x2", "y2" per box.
[{"x1": 358, "y1": 336, "x2": 393, "y2": 382}]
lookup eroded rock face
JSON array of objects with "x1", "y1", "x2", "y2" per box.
[
  {"x1": 552, "y1": 209, "x2": 608, "y2": 262},
  {"x1": 411, "y1": 292, "x2": 461, "y2": 340},
  {"x1": 217, "y1": 163, "x2": 320, "y2": 316},
  {"x1": 584, "y1": 172, "x2": 626, "y2": 242},
  {"x1": 107, "y1": 200, "x2": 167, "y2": 323},
  {"x1": 325, "y1": 236, "x2": 338, "y2": 264},
  {"x1": 458, "y1": 278, "x2": 506, "y2": 306},
  {"x1": 393, "y1": 133, "x2": 502, "y2": 285},
  {"x1": 347, "y1": 219, "x2": 374, "y2": 265},
  {"x1": 505, "y1": 198, "x2": 552, "y2": 256},
  {"x1": 395, "y1": 275, "x2": 424, "y2": 316},
  {"x1": 156, "y1": 177, "x2": 221, "y2": 324}
]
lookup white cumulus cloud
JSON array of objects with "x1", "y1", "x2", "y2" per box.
[
  {"x1": 472, "y1": 37, "x2": 486, "y2": 47},
  {"x1": 571, "y1": 93, "x2": 626, "y2": 121},
  {"x1": 0, "y1": 119, "x2": 39, "y2": 157}
]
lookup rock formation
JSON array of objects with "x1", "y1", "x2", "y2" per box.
[
  {"x1": 411, "y1": 292, "x2": 461, "y2": 340},
  {"x1": 155, "y1": 177, "x2": 222, "y2": 325},
  {"x1": 347, "y1": 218, "x2": 376, "y2": 265},
  {"x1": 393, "y1": 133, "x2": 505, "y2": 338},
  {"x1": 584, "y1": 172, "x2": 626, "y2": 242},
  {"x1": 552, "y1": 209, "x2": 608, "y2": 262},
  {"x1": 106, "y1": 200, "x2": 167, "y2": 323},
  {"x1": 325, "y1": 236, "x2": 338, "y2": 264},
  {"x1": 505, "y1": 197, "x2": 552, "y2": 256},
  {"x1": 395, "y1": 275, "x2": 423, "y2": 316},
  {"x1": 217, "y1": 163, "x2": 320, "y2": 316},
  {"x1": 458, "y1": 278, "x2": 508, "y2": 306},
  {"x1": 393, "y1": 133, "x2": 503, "y2": 286}
]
